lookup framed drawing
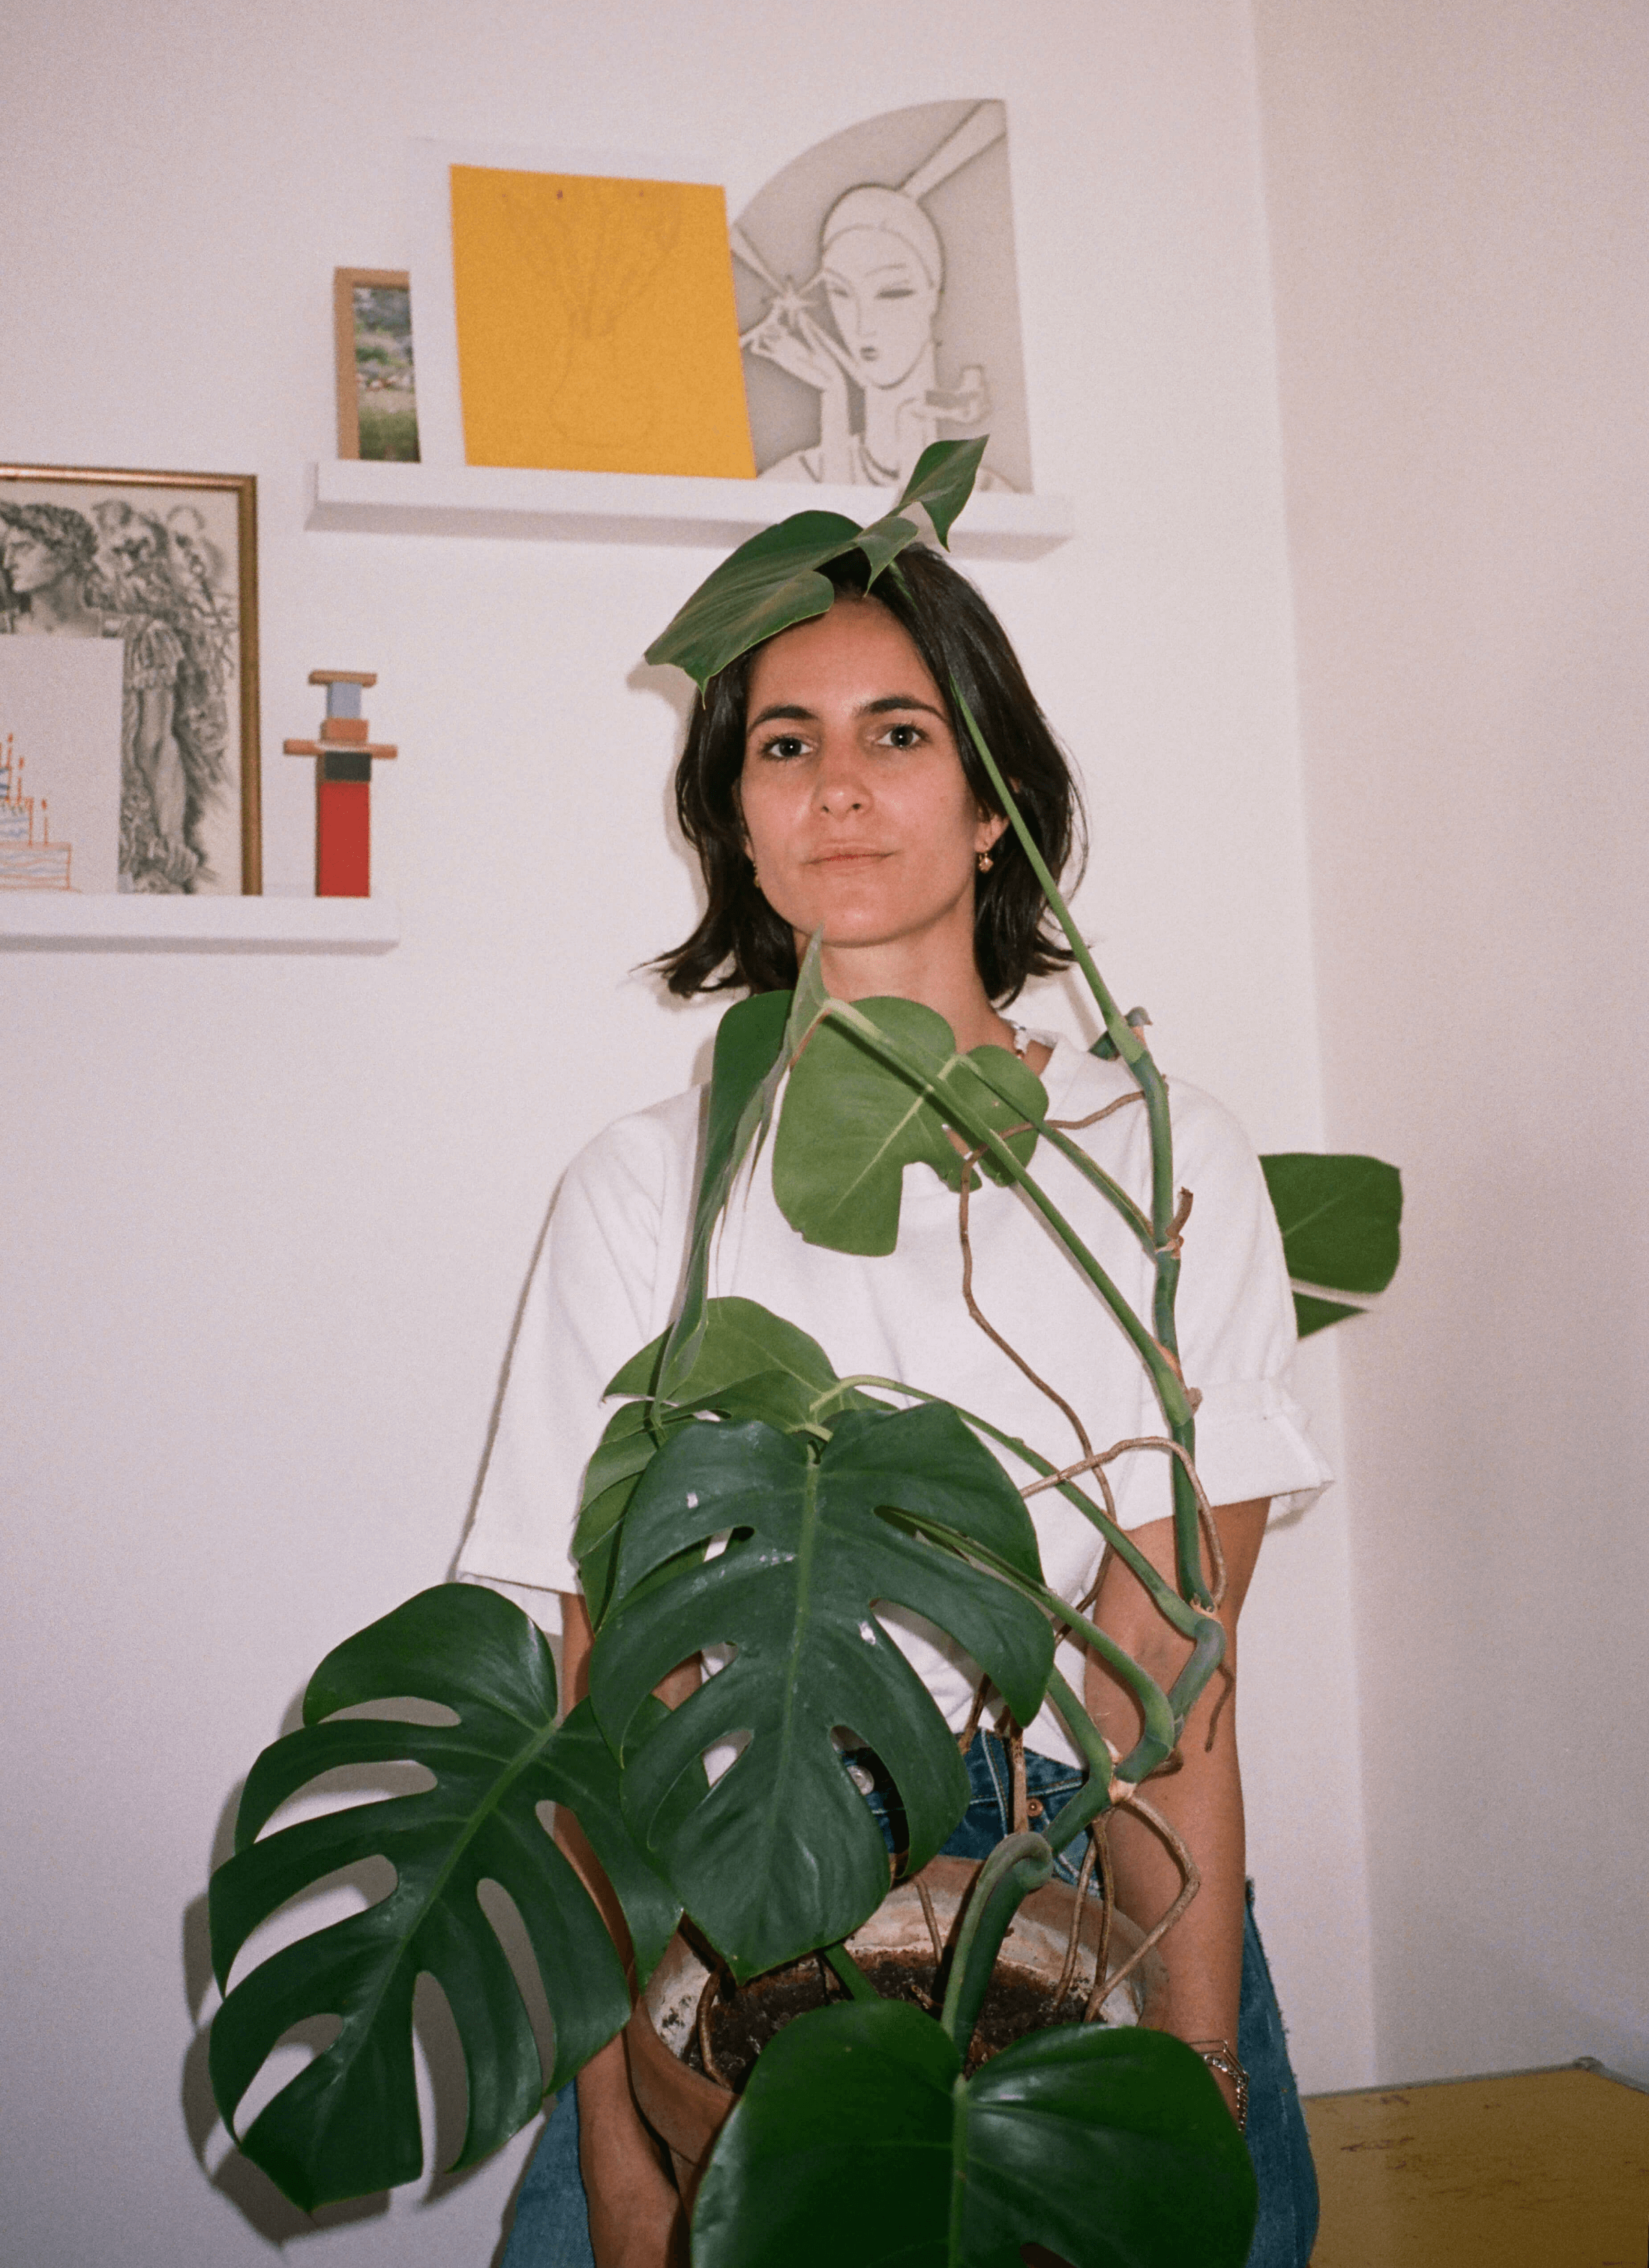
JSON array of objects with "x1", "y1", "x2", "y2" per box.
[
  {"x1": 334, "y1": 269, "x2": 421, "y2": 463},
  {"x1": 0, "y1": 465, "x2": 260, "y2": 894}
]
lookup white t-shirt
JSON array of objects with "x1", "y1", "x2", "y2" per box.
[{"x1": 458, "y1": 1031, "x2": 1331, "y2": 1766}]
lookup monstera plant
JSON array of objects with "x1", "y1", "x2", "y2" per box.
[{"x1": 205, "y1": 443, "x2": 1399, "y2": 2266}]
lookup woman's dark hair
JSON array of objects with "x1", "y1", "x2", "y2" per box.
[{"x1": 654, "y1": 543, "x2": 1085, "y2": 1005}]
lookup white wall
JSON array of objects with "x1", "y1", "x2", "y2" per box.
[
  {"x1": 1253, "y1": 0, "x2": 1649, "y2": 2084},
  {"x1": 0, "y1": 6, "x2": 1365, "y2": 2263}
]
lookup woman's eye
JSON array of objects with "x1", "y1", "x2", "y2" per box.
[
  {"x1": 761, "y1": 734, "x2": 808, "y2": 759},
  {"x1": 875, "y1": 287, "x2": 917, "y2": 302},
  {"x1": 882, "y1": 723, "x2": 923, "y2": 749}
]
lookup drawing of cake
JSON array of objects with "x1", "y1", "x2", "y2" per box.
[{"x1": 0, "y1": 733, "x2": 74, "y2": 889}]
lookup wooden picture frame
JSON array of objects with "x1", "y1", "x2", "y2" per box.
[
  {"x1": 0, "y1": 463, "x2": 260, "y2": 894},
  {"x1": 334, "y1": 269, "x2": 420, "y2": 463}
]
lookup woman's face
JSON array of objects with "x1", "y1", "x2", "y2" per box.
[
  {"x1": 820, "y1": 228, "x2": 939, "y2": 391},
  {"x1": 739, "y1": 596, "x2": 1002, "y2": 962}
]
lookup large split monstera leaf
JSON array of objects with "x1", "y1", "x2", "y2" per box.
[
  {"x1": 643, "y1": 438, "x2": 986, "y2": 689},
  {"x1": 774, "y1": 993, "x2": 1046, "y2": 1254},
  {"x1": 588, "y1": 1403, "x2": 1054, "y2": 1979},
  {"x1": 574, "y1": 1296, "x2": 888, "y2": 1626},
  {"x1": 207, "y1": 1584, "x2": 679, "y2": 2210},
  {"x1": 691, "y1": 2001, "x2": 1257, "y2": 2268}
]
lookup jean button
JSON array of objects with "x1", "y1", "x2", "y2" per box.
[{"x1": 1026, "y1": 1798, "x2": 1044, "y2": 1819}]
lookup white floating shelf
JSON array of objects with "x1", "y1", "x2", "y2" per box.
[
  {"x1": 307, "y1": 460, "x2": 1073, "y2": 561},
  {"x1": 0, "y1": 895, "x2": 400, "y2": 953}
]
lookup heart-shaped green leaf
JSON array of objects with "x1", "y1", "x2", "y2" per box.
[
  {"x1": 1259, "y1": 1153, "x2": 1402, "y2": 1296},
  {"x1": 588, "y1": 1404, "x2": 1053, "y2": 1978},
  {"x1": 774, "y1": 997, "x2": 1046, "y2": 1256},
  {"x1": 644, "y1": 510, "x2": 860, "y2": 688},
  {"x1": 207, "y1": 1585, "x2": 679, "y2": 2210},
  {"x1": 691, "y1": 2000, "x2": 1257, "y2": 2268},
  {"x1": 642, "y1": 441, "x2": 987, "y2": 690}
]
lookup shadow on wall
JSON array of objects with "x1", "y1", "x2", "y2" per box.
[{"x1": 180, "y1": 1694, "x2": 540, "y2": 2260}]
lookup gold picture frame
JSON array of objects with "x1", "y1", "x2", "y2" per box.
[
  {"x1": 334, "y1": 269, "x2": 420, "y2": 463},
  {"x1": 0, "y1": 463, "x2": 260, "y2": 894}
]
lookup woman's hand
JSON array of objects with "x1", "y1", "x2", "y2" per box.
[{"x1": 578, "y1": 2038, "x2": 689, "y2": 2268}]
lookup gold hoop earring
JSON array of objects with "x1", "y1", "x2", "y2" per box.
[{"x1": 977, "y1": 849, "x2": 994, "y2": 874}]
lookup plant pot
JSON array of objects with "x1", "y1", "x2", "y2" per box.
[{"x1": 624, "y1": 1852, "x2": 1169, "y2": 2210}]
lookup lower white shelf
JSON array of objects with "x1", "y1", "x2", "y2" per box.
[
  {"x1": 0, "y1": 894, "x2": 400, "y2": 953},
  {"x1": 308, "y1": 460, "x2": 1073, "y2": 561}
]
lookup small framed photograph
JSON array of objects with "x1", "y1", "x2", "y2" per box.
[
  {"x1": 0, "y1": 464, "x2": 260, "y2": 894},
  {"x1": 334, "y1": 269, "x2": 421, "y2": 463}
]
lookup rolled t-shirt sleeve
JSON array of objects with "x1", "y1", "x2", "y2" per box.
[
  {"x1": 454, "y1": 1091, "x2": 701, "y2": 1613},
  {"x1": 1169, "y1": 1085, "x2": 1333, "y2": 1519}
]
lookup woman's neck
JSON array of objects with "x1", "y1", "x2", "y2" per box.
[{"x1": 806, "y1": 926, "x2": 1015, "y2": 1058}]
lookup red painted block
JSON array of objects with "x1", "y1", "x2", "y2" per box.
[{"x1": 316, "y1": 776, "x2": 371, "y2": 897}]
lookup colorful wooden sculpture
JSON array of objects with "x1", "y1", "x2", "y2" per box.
[{"x1": 283, "y1": 671, "x2": 398, "y2": 898}]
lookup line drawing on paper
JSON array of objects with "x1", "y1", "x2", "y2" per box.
[{"x1": 733, "y1": 102, "x2": 1030, "y2": 492}]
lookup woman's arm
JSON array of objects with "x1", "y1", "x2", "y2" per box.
[
  {"x1": 557, "y1": 1592, "x2": 694, "y2": 2268},
  {"x1": 1083, "y1": 1498, "x2": 1269, "y2": 2124}
]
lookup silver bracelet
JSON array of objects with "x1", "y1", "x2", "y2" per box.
[{"x1": 1191, "y1": 2038, "x2": 1250, "y2": 2133}]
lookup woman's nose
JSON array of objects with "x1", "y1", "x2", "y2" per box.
[{"x1": 815, "y1": 744, "x2": 868, "y2": 815}]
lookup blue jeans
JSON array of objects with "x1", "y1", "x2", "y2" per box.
[{"x1": 504, "y1": 1733, "x2": 1319, "y2": 2267}]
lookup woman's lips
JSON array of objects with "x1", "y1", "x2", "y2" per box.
[{"x1": 807, "y1": 849, "x2": 890, "y2": 866}]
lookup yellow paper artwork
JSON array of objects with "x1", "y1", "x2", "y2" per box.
[{"x1": 450, "y1": 166, "x2": 756, "y2": 478}]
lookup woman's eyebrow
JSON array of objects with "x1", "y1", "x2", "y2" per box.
[
  {"x1": 745, "y1": 693, "x2": 946, "y2": 732},
  {"x1": 748, "y1": 703, "x2": 816, "y2": 730},
  {"x1": 857, "y1": 694, "x2": 946, "y2": 720}
]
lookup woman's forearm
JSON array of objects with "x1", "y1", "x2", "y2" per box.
[
  {"x1": 1103, "y1": 1687, "x2": 1246, "y2": 2063},
  {"x1": 1084, "y1": 1500, "x2": 1268, "y2": 2121}
]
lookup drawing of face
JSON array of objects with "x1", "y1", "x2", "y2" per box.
[
  {"x1": 1, "y1": 525, "x2": 66, "y2": 595},
  {"x1": 819, "y1": 229, "x2": 939, "y2": 391},
  {"x1": 166, "y1": 507, "x2": 218, "y2": 590},
  {"x1": 94, "y1": 505, "x2": 163, "y2": 603}
]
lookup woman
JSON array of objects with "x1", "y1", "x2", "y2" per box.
[{"x1": 460, "y1": 544, "x2": 1325, "y2": 2267}]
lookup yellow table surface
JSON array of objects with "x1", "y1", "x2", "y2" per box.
[{"x1": 1304, "y1": 2061, "x2": 1649, "y2": 2267}]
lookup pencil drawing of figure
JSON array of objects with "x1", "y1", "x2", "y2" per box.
[
  {"x1": 735, "y1": 102, "x2": 1027, "y2": 492},
  {"x1": 0, "y1": 493, "x2": 235, "y2": 892}
]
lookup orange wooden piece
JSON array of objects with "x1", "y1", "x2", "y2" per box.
[{"x1": 281, "y1": 740, "x2": 398, "y2": 760}]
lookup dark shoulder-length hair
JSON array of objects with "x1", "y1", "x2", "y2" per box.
[{"x1": 653, "y1": 543, "x2": 1085, "y2": 1005}]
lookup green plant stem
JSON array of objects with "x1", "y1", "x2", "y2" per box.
[
  {"x1": 1037, "y1": 1666, "x2": 1117, "y2": 1853},
  {"x1": 938, "y1": 1832, "x2": 1055, "y2": 2052},
  {"x1": 886, "y1": 1509, "x2": 1189, "y2": 1784},
  {"x1": 952, "y1": 686, "x2": 1209, "y2": 1608},
  {"x1": 956, "y1": 1049, "x2": 1154, "y2": 1251},
  {"x1": 822, "y1": 1942, "x2": 882, "y2": 2003},
  {"x1": 1035, "y1": 1118, "x2": 1155, "y2": 1249},
  {"x1": 811, "y1": 1374, "x2": 1208, "y2": 1647}
]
